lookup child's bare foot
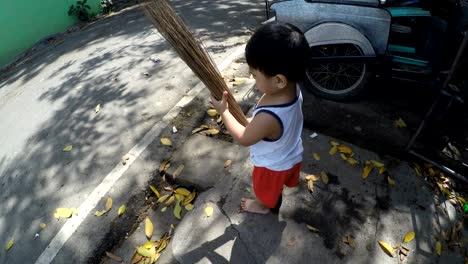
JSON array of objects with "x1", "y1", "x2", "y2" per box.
[{"x1": 240, "y1": 198, "x2": 270, "y2": 214}]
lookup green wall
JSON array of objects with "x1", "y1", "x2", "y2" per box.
[{"x1": 0, "y1": 0, "x2": 100, "y2": 67}]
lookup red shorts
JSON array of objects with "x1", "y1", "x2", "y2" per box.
[{"x1": 252, "y1": 162, "x2": 302, "y2": 208}]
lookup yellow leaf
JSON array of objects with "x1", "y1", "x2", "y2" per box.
[
  {"x1": 224, "y1": 160, "x2": 232, "y2": 168},
  {"x1": 95, "y1": 104, "x2": 101, "y2": 113},
  {"x1": 205, "y1": 206, "x2": 214, "y2": 217},
  {"x1": 306, "y1": 225, "x2": 320, "y2": 232},
  {"x1": 40, "y1": 223, "x2": 47, "y2": 230},
  {"x1": 457, "y1": 196, "x2": 466, "y2": 204},
  {"x1": 174, "y1": 188, "x2": 191, "y2": 197},
  {"x1": 171, "y1": 224, "x2": 175, "y2": 229},
  {"x1": 95, "y1": 210, "x2": 107, "y2": 217},
  {"x1": 175, "y1": 194, "x2": 185, "y2": 201},
  {"x1": 370, "y1": 160, "x2": 385, "y2": 168},
  {"x1": 321, "y1": 171, "x2": 329, "y2": 184},
  {"x1": 206, "y1": 128, "x2": 220, "y2": 135},
  {"x1": 307, "y1": 180, "x2": 314, "y2": 192},
  {"x1": 338, "y1": 145, "x2": 352, "y2": 154},
  {"x1": 105, "y1": 251, "x2": 122, "y2": 262},
  {"x1": 174, "y1": 200, "x2": 182, "y2": 219},
  {"x1": 160, "y1": 138, "x2": 172, "y2": 146},
  {"x1": 394, "y1": 118, "x2": 407, "y2": 128},
  {"x1": 403, "y1": 231, "x2": 415, "y2": 243},
  {"x1": 329, "y1": 146, "x2": 338, "y2": 155},
  {"x1": 105, "y1": 197, "x2": 113, "y2": 211},
  {"x1": 340, "y1": 153, "x2": 348, "y2": 161},
  {"x1": 145, "y1": 217, "x2": 153, "y2": 240},
  {"x1": 118, "y1": 205, "x2": 126, "y2": 216},
  {"x1": 379, "y1": 166, "x2": 386, "y2": 175},
  {"x1": 159, "y1": 160, "x2": 171, "y2": 173},
  {"x1": 436, "y1": 241, "x2": 441, "y2": 256},
  {"x1": 165, "y1": 195, "x2": 176, "y2": 206},
  {"x1": 313, "y1": 152, "x2": 320, "y2": 161},
  {"x1": 149, "y1": 185, "x2": 160, "y2": 198},
  {"x1": 330, "y1": 141, "x2": 339, "y2": 146},
  {"x1": 157, "y1": 194, "x2": 170, "y2": 204},
  {"x1": 362, "y1": 165, "x2": 373, "y2": 179},
  {"x1": 305, "y1": 174, "x2": 320, "y2": 182},
  {"x1": 185, "y1": 204, "x2": 194, "y2": 211},
  {"x1": 136, "y1": 246, "x2": 153, "y2": 257},
  {"x1": 55, "y1": 208, "x2": 73, "y2": 218},
  {"x1": 183, "y1": 191, "x2": 196, "y2": 205},
  {"x1": 207, "y1": 109, "x2": 218, "y2": 117},
  {"x1": 346, "y1": 158, "x2": 359, "y2": 165},
  {"x1": 5, "y1": 239, "x2": 14, "y2": 251},
  {"x1": 387, "y1": 176, "x2": 395, "y2": 186},
  {"x1": 161, "y1": 206, "x2": 167, "y2": 212},
  {"x1": 62, "y1": 145, "x2": 73, "y2": 152},
  {"x1": 378, "y1": 241, "x2": 396, "y2": 257},
  {"x1": 413, "y1": 163, "x2": 422, "y2": 176}
]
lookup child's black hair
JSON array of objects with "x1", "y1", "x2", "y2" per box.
[{"x1": 245, "y1": 22, "x2": 309, "y2": 82}]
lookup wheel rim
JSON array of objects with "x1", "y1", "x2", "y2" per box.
[{"x1": 306, "y1": 44, "x2": 367, "y2": 95}]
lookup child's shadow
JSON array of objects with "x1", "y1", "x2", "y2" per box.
[{"x1": 178, "y1": 213, "x2": 286, "y2": 263}]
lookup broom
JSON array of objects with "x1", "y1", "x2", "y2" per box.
[{"x1": 143, "y1": 0, "x2": 248, "y2": 126}]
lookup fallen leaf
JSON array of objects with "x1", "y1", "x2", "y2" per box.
[
  {"x1": 150, "y1": 185, "x2": 160, "y2": 198},
  {"x1": 136, "y1": 246, "x2": 153, "y2": 258},
  {"x1": 379, "y1": 241, "x2": 396, "y2": 257},
  {"x1": 206, "y1": 128, "x2": 220, "y2": 135},
  {"x1": 346, "y1": 158, "x2": 359, "y2": 165},
  {"x1": 145, "y1": 217, "x2": 154, "y2": 240},
  {"x1": 224, "y1": 160, "x2": 232, "y2": 168},
  {"x1": 105, "y1": 197, "x2": 113, "y2": 211},
  {"x1": 207, "y1": 109, "x2": 218, "y2": 117},
  {"x1": 175, "y1": 194, "x2": 185, "y2": 201},
  {"x1": 394, "y1": 118, "x2": 407, "y2": 128},
  {"x1": 185, "y1": 204, "x2": 194, "y2": 211},
  {"x1": 174, "y1": 188, "x2": 190, "y2": 197},
  {"x1": 54, "y1": 208, "x2": 73, "y2": 219},
  {"x1": 62, "y1": 145, "x2": 73, "y2": 152},
  {"x1": 174, "y1": 200, "x2": 182, "y2": 219},
  {"x1": 379, "y1": 166, "x2": 386, "y2": 175},
  {"x1": 321, "y1": 171, "x2": 329, "y2": 184},
  {"x1": 95, "y1": 210, "x2": 107, "y2": 217},
  {"x1": 413, "y1": 163, "x2": 422, "y2": 176},
  {"x1": 340, "y1": 153, "x2": 348, "y2": 161},
  {"x1": 159, "y1": 160, "x2": 171, "y2": 173},
  {"x1": 305, "y1": 175, "x2": 320, "y2": 182},
  {"x1": 362, "y1": 165, "x2": 373, "y2": 179},
  {"x1": 130, "y1": 251, "x2": 143, "y2": 264},
  {"x1": 436, "y1": 241, "x2": 441, "y2": 256},
  {"x1": 161, "y1": 206, "x2": 167, "y2": 212},
  {"x1": 205, "y1": 206, "x2": 214, "y2": 217},
  {"x1": 172, "y1": 164, "x2": 185, "y2": 178},
  {"x1": 344, "y1": 235, "x2": 357, "y2": 248},
  {"x1": 456, "y1": 196, "x2": 466, "y2": 204},
  {"x1": 5, "y1": 239, "x2": 14, "y2": 251},
  {"x1": 217, "y1": 116, "x2": 223, "y2": 123},
  {"x1": 404, "y1": 231, "x2": 415, "y2": 243},
  {"x1": 95, "y1": 104, "x2": 101, "y2": 113},
  {"x1": 105, "y1": 251, "x2": 122, "y2": 262},
  {"x1": 306, "y1": 225, "x2": 320, "y2": 232},
  {"x1": 338, "y1": 145, "x2": 352, "y2": 154},
  {"x1": 192, "y1": 126, "x2": 209, "y2": 134},
  {"x1": 330, "y1": 141, "x2": 340, "y2": 146},
  {"x1": 307, "y1": 180, "x2": 314, "y2": 192},
  {"x1": 40, "y1": 223, "x2": 47, "y2": 230},
  {"x1": 387, "y1": 176, "x2": 395, "y2": 186},
  {"x1": 183, "y1": 191, "x2": 196, "y2": 205},
  {"x1": 118, "y1": 205, "x2": 126, "y2": 216},
  {"x1": 370, "y1": 160, "x2": 385, "y2": 168},
  {"x1": 329, "y1": 146, "x2": 338, "y2": 155},
  {"x1": 157, "y1": 194, "x2": 170, "y2": 204},
  {"x1": 160, "y1": 138, "x2": 172, "y2": 146},
  {"x1": 313, "y1": 152, "x2": 320, "y2": 161},
  {"x1": 163, "y1": 186, "x2": 173, "y2": 192},
  {"x1": 171, "y1": 224, "x2": 175, "y2": 229},
  {"x1": 165, "y1": 195, "x2": 176, "y2": 206}
]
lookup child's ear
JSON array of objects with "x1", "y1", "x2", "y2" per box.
[{"x1": 274, "y1": 74, "x2": 288, "y2": 89}]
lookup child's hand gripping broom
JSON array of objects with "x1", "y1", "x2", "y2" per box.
[{"x1": 143, "y1": 0, "x2": 248, "y2": 126}]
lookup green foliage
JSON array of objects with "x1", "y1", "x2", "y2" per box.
[
  {"x1": 100, "y1": 0, "x2": 114, "y2": 14},
  {"x1": 68, "y1": 0, "x2": 93, "y2": 22}
]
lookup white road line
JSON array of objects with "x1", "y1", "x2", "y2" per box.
[{"x1": 35, "y1": 44, "x2": 246, "y2": 264}]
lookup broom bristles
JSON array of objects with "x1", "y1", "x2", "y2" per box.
[{"x1": 143, "y1": 0, "x2": 248, "y2": 126}]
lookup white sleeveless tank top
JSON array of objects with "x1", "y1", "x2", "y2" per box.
[{"x1": 250, "y1": 85, "x2": 303, "y2": 171}]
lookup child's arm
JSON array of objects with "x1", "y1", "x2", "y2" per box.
[{"x1": 211, "y1": 91, "x2": 280, "y2": 147}]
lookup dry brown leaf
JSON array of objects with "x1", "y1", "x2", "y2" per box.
[
  {"x1": 224, "y1": 160, "x2": 232, "y2": 168},
  {"x1": 321, "y1": 171, "x2": 329, "y2": 184},
  {"x1": 145, "y1": 217, "x2": 154, "y2": 240},
  {"x1": 130, "y1": 251, "x2": 143, "y2": 264},
  {"x1": 379, "y1": 241, "x2": 396, "y2": 257},
  {"x1": 403, "y1": 231, "x2": 415, "y2": 243},
  {"x1": 105, "y1": 251, "x2": 123, "y2": 262}
]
